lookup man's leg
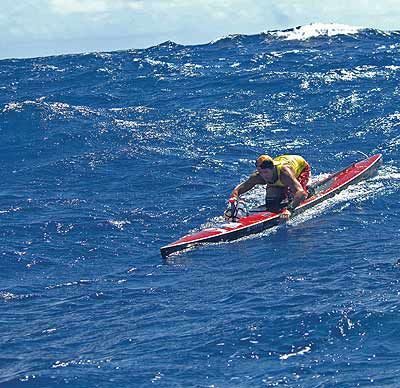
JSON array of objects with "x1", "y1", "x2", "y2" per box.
[
  {"x1": 265, "y1": 186, "x2": 287, "y2": 212},
  {"x1": 298, "y1": 164, "x2": 311, "y2": 194}
]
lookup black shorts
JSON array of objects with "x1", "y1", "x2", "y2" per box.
[{"x1": 265, "y1": 188, "x2": 289, "y2": 212}]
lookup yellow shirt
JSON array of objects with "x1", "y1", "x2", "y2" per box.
[{"x1": 268, "y1": 155, "x2": 308, "y2": 187}]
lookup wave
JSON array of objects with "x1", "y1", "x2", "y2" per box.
[
  {"x1": 2, "y1": 23, "x2": 399, "y2": 63},
  {"x1": 203, "y1": 23, "x2": 400, "y2": 48},
  {"x1": 268, "y1": 23, "x2": 364, "y2": 40}
]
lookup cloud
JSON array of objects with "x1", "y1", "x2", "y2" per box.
[
  {"x1": 49, "y1": 0, "x2": 144, "y2": 14},
  {"x1": 49, "y1": 0, "x2": 109, "y2": 14},
  {"x1": 127, "y1": 1, "x2": 144, "y2": 11}
]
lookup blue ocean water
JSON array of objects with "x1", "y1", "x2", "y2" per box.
[{"x1": 1, "y1": 23, "x2": 400, "y2": 387}]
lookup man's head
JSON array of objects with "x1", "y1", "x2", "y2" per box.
[{"x1": 255, "y1": 155, "x2": 275, "y2": 179}]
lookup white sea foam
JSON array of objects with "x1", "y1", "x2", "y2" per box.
[
  {"x1": 299, "y1": 64, "x2": 397, "y2": 91},
  {"x1": 179, "y1": 63, "x2": 204, "y2": 77},
  {"x1": 0, "y1": 291, "x2": 33, "y2": 300},
  {"x1": 290, "y1": 165, "x2": 398, "y2": 228},
  {"x1": 212, "y1": 24, "x2": 363, "y2": 45},
  {"x1": 280, "y1": 345, "x2": 312, "y2": 360},
  {"x1": 109, "y1": 106, "x2": 152, "y2": 113},
  {"x1": 0, "y1": 206, "x2": 21, "y2": 215},
  {"x1": 108, "y1": 220, "x2": 131, "y2": 230},
  {"x1": 139, "y1": 57, "x2": 204, "y2": 78},
  {"x1": 324, "y1": 65, "x2": 378, "y2": 83},
  {"x1": 114, "y1": 119, "x2": 140, "y2": 129},
  {"x1": 270, "y1": 23, "x2": 363, "y2": 41},
  {"x1": 2, "y1": 101, "x2": 31, "y2": 112},
  {"x1": 1, "y1": 98, "x2": 98, "y2": 119},
  {"x1": 210, "y1": 34, "x2": 241, "y2": 44},
  {"x1": 46, "y1": 279, "x2": 93, "y2": 289},
  {"x1": 33, "y1": 63, "x2": 65, "y2": 72},
  {"x1": 143, "y1": 58, "x2": 175, "y2": 69}
]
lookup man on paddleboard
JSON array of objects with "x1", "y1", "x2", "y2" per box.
[{"x1": 228, "y1": 154, "x2": 311, "y2": 220}]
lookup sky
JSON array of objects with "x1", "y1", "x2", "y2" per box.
[{"x1": 1, "y1": 0, "x2": 400, "y2": 59}]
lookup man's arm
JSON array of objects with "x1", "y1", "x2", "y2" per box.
[
  {"x1": 230, "y1": 173, "x2": 264, "y2": 200},
  {"x1": 280, "y1": 166, "x2": 307, "y2": 211}
]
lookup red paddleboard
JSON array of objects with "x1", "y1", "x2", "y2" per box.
[{"x1": 160, "y1": 154, "x2": 382, "y2": 259}]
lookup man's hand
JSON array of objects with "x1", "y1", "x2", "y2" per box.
[
  {"x1": 228, "y1": 194, "x2": 238, "y2": 204},
  {"x1": 225, "y1": 196, "x2": 248, "y2": 221},
  {"x1": 280, "y1": 208, "x2": 292, "y2": 221}
]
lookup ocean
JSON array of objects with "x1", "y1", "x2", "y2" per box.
[{"x1": 1, "y1": 23, "x2": 400, "y2": 387}]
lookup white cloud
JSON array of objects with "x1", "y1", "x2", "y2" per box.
[
  {"x1": 49, "y1": 0, "x2": 109, "y2": 14},
  {"x1": 127, "y1": 1, "x2": 144, "y2": 11},
  {"x1": 49, "y1": 0, "x2": 144, "y2": 14}
]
